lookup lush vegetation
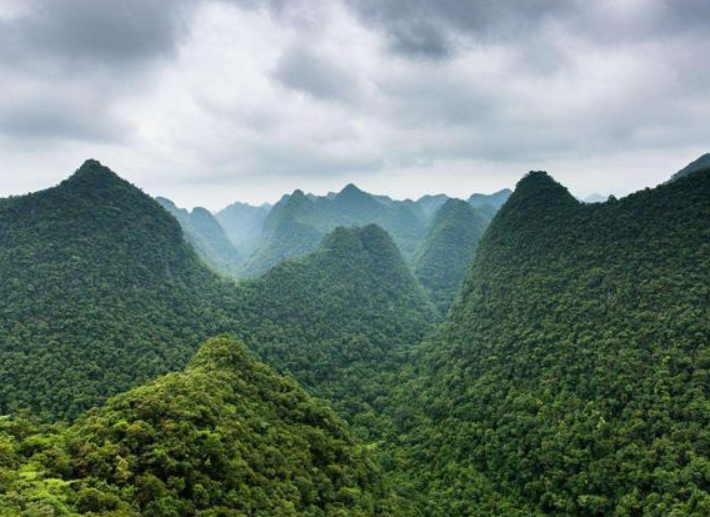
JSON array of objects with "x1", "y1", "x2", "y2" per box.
[
  {"x1": 390, "y1": 169, "x2": 710, "y2": 515},
  {"x1": 0, "y1": 336, "x2": 407, "y2": 516},
  {"x1": 242, "y1": 184, "x2": 431, "y2": 276},
  {"x1": 232, "y1": 225, "x2": 435, "y2": 439},
  {"x1": 0, "y1": 161, "x2": 234, "y2": 420},
  {"x1": 0, "y1": 162, "x2": 434, "y2": 435},
  {"x1": 414, "y1": 199, "x2": 491, "y2": 313}
]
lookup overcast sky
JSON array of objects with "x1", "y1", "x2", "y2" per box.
[{"x1": 0, "y1": 0, "x2": 708, "y2": 209}]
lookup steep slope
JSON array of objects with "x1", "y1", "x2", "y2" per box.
[
  {"x1": 234, "y1": 225, "x2": 435, "y2": 438},
  {"x1": 242, "y1": 185, "x2": 427, "y2": 276},
  {"x1": 215, "y1": 200, "x2": 271, "y2": 255},
  {"x1": 156, "y1": 197, "x2": 243, "y2": 277},
  {"x1": 414, "y1": 199, "x2": 490, "y2": 313},
  {"x1": 0, "y1": 161, "x2": 231, "y2": 419},
  {"x1": 397, "y1": 170, "x2": 710, "y2": 515},
  {"x1": 468, "y1": 188, "x2": 512, "y2": 216},
  {"x1": 0, "y1": 336, "x2": 406, "y2": 516},
  {"x1": 242, "y1": 190, "x2": 325, "y2": 276},
  {"x1": 668, "y1": 153, "x2": 710, "y2": 182},
  {"x1": 415, "y1": 194, "x2": 451, "y2": 223}
]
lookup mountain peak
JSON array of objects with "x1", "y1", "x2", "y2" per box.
[
  {"x1": 508, "y1": 171, "x2": 577, "y2": 207},
  {"x1": 68, "y1": 159, "x2": 122, "y2": 184}
]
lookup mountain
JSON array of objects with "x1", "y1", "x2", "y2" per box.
[
  {"x1": 0, "y1": 336, "x2": 406, "y2": 516},
  {"x1": 395, "y1": 169, "x2": 710, "y2": 515},
  {"x1": 414, "y1": 194, "x2": 451, "y2": 223},
  {"x1": 215, "y1": 200, "x2": 271, "y2": 255},
  {"x1": 414, "y1": 199, "x2": 491, "y2": 313},
  {"x1": 241, "y1": 190, "x2": 325, "y2": 277},
  {"x1": 583, "y1": 193, "x2": 609, "y2": 203},
  {"x1": 0, "y1": 161, "x2": 434, "y2": 435},
  {"x1": 0, "y1": 160, "x2": 231, "y2": 419},
  {"x1": 468, "y1": 188, "x2": 512, "y2": 216},
  {"x1": 242, "y1": 185, "x2": 427, "y2": 277},
  {"x1": 156, "y1": 197, "x2": 243, "y2": 277},
  {"x1": 232, "y1": 224, "x2": 435, "y2": 438},
  {"x1": 668, "y1": 153, "x2": 710, "y2": 182}
]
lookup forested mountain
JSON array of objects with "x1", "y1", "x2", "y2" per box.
[
  {"x1": 232, "y1": 225, "x2": 435, "y2": 438},
  {"x1": 242, "y1": 184, "x2": 429, "y2": 276},
  {"x1": 393, "y1": 168, "x2": 710, "y2": 515},
  {"x1": 215, "y1": 200, "x2": 271, "y2": 255},
  {"x1": 668, "y1": 153, "x2": 710, "y2": 182},
  {"x1": 0, "y1": 336, "x2": 407, "y2": 516},
  {"x1": 414, "y1": 199, "x2": 491, "y2": 313},
  {"x1": 156, "y1": 197, "x2": 243, "y2": 277},
  {"x1": 414, "y1": 194, "x2": 450, "y2": 223},
  {"x1": 0, "y1": 161, "x2": 232, "y2": 419},
  {"x1": 0, "y1": 161, "x2": 434, "y2": 434}
]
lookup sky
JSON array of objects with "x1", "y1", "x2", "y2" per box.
[{"x1": 0, "y1": 0, "x2": 708, "y2": 209}]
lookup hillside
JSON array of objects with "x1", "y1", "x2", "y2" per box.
[
  {"x1": 0, "y1": 336, "x2": 407, "y2": 516},
  {"x1": 395, "y1": 170, "x2": 710, "y2": 515},
  {"x1": 468, "y1": 188, "x2": 512, "y2": 215},
  {"x1": 414, "y1": 199, "x2": 491, "y2": 313},
  {"x1": 156, "y1": 197, "x2": 243, "y2": 277},
  {"x1": 215, "y1": 200, "x2": 271, "y2": 255},
  {"x1": 0, "y1": 161, "x2": 231, "y2": 419},
  {"x1": 242, "y1": 185, "x2": 428, "y2": 276},
  {"x1": 233, "y1": 225, "x2": 435, "y2": 438}
]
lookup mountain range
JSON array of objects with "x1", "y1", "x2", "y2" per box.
[{"x1": 1, "y1": 155, "x2": 708, "y2": 516}]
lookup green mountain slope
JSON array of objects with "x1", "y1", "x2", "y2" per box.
[
  {"x1": 414, "y1": 199, "x2": 491, "y2": 313},
  {"x1": 0, "y1": 162, "x2": 434, "y2": 435},
  {"x1": 215, "y1": 200, "x2": 271, "y2": 256},
  {"x1": 156, "y1": 197, "x2": 243, "y2": 277},
  {"x1": 0, "y1": 160, "x2": 231, "y2": 419},
  {"x1": 242, "y1": 185, "x2": 427, "y2": 276},
  {"x1": 397, "y1": 170, "x2": 710, "y2": 515},
  {"x1": 0, "y1": 336, "x2": 406, "y2": 516},
  {"x1": 233, "y1": 225, "x2": 435, "y2": 438}
]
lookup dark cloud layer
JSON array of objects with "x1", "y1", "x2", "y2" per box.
[{"x1": 0, "y1": 0, "x2": 708, "y2": 205}]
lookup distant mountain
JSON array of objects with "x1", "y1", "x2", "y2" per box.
[
  {"x1": 0, "y1": 160, "x2": 231, "y2": 419},
  {"x1": 156, "y1": 197, "x2": 243, "y2": 277},
  {"x1": 414, "y1": 199, "x2": 490, "y2": 313},
  {"x1": 468, "y1": 188, "x2": 512, "y2": 216},
  {"x1": 233, "y1": 224, "x2": 435, "y2": 438},
  {"x1": 215, "y1": 200, "x2": 271, "y2": 255},
  {"x1": 668, "y1": 153, "x2": 710, "y2": 182},
  {"x1": 395, "y1": 169, "x2": 710, "y2": 515},
  {"x1": 0, "y1": 336, "x2": 405, "y2": 516},
  {"x1": 583, "y1": 193, "x2": 609, "y2": 203},
  {"x1": 415, "y1": 194, "x2": 451, "y2": 223},
  {"x1": 242, "y1": 184, "x2": 428, "y2": 276}
]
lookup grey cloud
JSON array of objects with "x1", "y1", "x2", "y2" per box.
[
  {"x1": 272, "y1": 44, "x2": 359, "y2": 102},
  {"x1": 0, "y1": 0, "x2": 196, "y2": 66}
]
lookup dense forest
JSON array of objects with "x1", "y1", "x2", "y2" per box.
[
  {"x1": 389, "y1": 168, "x2": 710, "y2": 515},
  {"x1": 0, "y1": 336, "x2": 407, "y2": 516},
  {"x1": 0, "y1": 161, "x2": 435, "y2": 434},
  {"x1": 1, "y1": 158, "x2": 708, "y2": 516},
  {"x1": 414, "y1": 199, "x2": 491, "y2": 313},
  {"x1": 231, "y1": 224, "x2": 435, "y2": 439},
  {"x1": 0, "y1": 161, "x2": 233, "y2": 419}
]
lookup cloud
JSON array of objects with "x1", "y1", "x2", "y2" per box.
[
  {"x1": 271, "y1": 43, "x2": 359, "y2": 102},
  {"x1": 0, "y1": 0, "x2": 709, "y2": 208}
]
